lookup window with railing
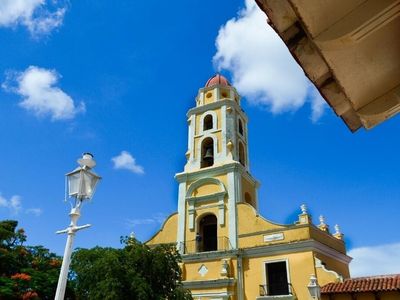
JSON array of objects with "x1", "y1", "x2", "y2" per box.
[
  {"x1": 181, "y1": 236, "x2": 232, "y2": 254},
  {"x1": 260, "y1": 261, "x2": 291, "y2": 296}
]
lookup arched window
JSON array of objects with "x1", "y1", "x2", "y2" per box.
[
  {"x1": 201, "y1": 138, "x2": 214, "y2": 168},
  {"x1": 198, "y1": 214, "x2": 217, "y2": 252},
  {"x1": 238, "y1": 119, "x2": 244, "y2": 136},
  {"x1": 239, "y1": 142, "x2": 245, "y2": 166},
  {"x1": 204, "y1": 115, "x2": 213, "y2": 131}
]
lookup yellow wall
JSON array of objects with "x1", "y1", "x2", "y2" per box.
[
  {"x1": 315, "y1": 252, "x2": 350, "y2": 280},
  {"x1": 186, "y1": 174, "x2": 228, "y2": 195},
  {"x1": 237, "y1": 203, "x2": 287, "y2": 235},
  {"x1": 146, "y1": 213, "x2": 178, "y2": 246},
  {"x1": 184, "y1": 198, "x2": 229, "y2": 247},
  {"x1": 192, "y1": 182, "x2": 221, "y2": 197},
  {"x1": 243, "y1": 251, "x2": 315, "y2": 300},
  {"x1": 183, "y1": 258, "x2": 238, "y2": 281},
  {"x1": 204, "y1": 90, "x2": 215, "y2": 105},
  {"x1": 194, "y1": 107, "x2": 221, "y2": 135},
  {"x1": 310, "y1": 227, "x2": 346, "y2": 254},
  {"x1": 241, "y1": 177, "x2": 256, "y2": 207}
]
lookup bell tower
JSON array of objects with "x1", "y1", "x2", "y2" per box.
[{"x1": 176, "y1": 74, "x2": 259, "y2": 253}]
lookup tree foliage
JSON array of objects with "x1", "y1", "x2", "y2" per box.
[
  {"x1": 1, "y1": 220, "x2": 192, "y2": 299},
  {"x1": 0, "y1": 220, "x2": 75, "y2": 299},
  {"x1": 71, "y1": 237, "x2": 192, "y2": 300}
]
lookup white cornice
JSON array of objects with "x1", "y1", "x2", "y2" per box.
[
  {"x1": 182, "y1": 240, "x2": 352, "y2": 264},
  {"x1": 175, "y1": 162, "x2": 259, "y2": 186},
  {"x1": 243, "y1": 240, "x2": 352, "y2": 264},
  {"x1": 182, "y1": 278, "x2": 236, "y2": 289},
  {"x1": 187, "y1": 99, "x2": 248, "y2": 122}
]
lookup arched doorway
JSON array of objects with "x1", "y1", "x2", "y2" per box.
[{"x1": 199, "y1": 214, "x2": 217, "y2": 252}]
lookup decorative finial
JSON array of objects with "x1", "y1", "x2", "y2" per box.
[
  {"x1": 301, "y1": 204, "x2": 307, "y2": 214},
  {"x1": 297, "y1": 204, "x2": 311, "y2": 225},
  {"x1": 227, "y1": 140, "x2": 234, "y2": 152},
  {"x1": 333, "y1": 224, "x2": 344, "y2": 239},
  {"x1": 78, "y1": 152, "x2": 96, "y2": 169},
  {"x1": 318, "y1": 215, "x2": 329, "y2": 232}
]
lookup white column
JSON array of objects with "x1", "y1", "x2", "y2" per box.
[
  {"x1": 221, "y1": 105, "x2": 227, "y2": 159},
  {"x1": 188, "y1": 115, "x2": 195, "y2": 161},
  {"x1": 227, "y1": 171, "x2": 238, "y2": 249},
  {"x1": 177, "y1": 181, "x2": 187, "y2": 254}
]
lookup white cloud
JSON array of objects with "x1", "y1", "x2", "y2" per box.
[
  {"x1": 25, "y1": 208, "x2": 43, "y2": 216},
  {"x1": 0, "y1": 194, "x2": 22, "y2": 215},
  {"x1": 0, "y1": 0, "x2": 67, "y2": 37},
  {"x1": 126, "y1": 213, "x2": 167, "y2": 228},
  {"x1": 112, "y1": 151, "x2": 144, "y2": 174},
  {"x1": 349, "y1": 242, "x2": 400, "y2": 277},
  {"x1": 213, "y1": 0, "x2": 325, "y2": 120},
  {"x1": 310, "y1": 88, "x2": 326, "y2": 123},
  {"x1": 2, "y1": 66, "x2": 85, "y2": 120}
]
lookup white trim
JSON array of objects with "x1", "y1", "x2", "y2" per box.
[
  {"x1": 186, "y1": 177, "x2": 226, "y2": 198},
  {"x1": 221, "y1": 105, "x2": 227, "y2": 159},
  {"x1": 187, "y1": 99, "x2": 248, "y2": 123},
  {"x1": 245, "y1": 124, "x2": 250, "y2": 171},
  {"x1": 183, "y1": 278, "x2": 235, "y2": 289},
  {"x1": 237, "y1": 254, "x2": 244, "y2": 300},
  {"x1": 188, "y1": 115, "x2": 195, "y2": 161},
  {"x1": 242, "y1": 240, "x2": 352, "y2": 264},
  {"x1": 187, "y1": 191, "x2": 226, "y2": 203},
  {"x1": 186, "y1": 178, "x2": 227, "y2": 228},
  {"x1": 194, "y1": 128, "x2": 222, "y2": 138},
  {"x1": 176, "y1": 162, "x2": 260, "y2": 191},
  {"x1": 199, "y1": 111, "x2": 218, "y2": 134},
  {"x1": 177, "y1": 181, "x2": 187, "y2": 254},
  {"x1": 196, "y1": 134, "x2": 219, "y2": 168},
  {"x1": 191, "y1": 291, "x2": 232, "y2": 300},
  {"x1": 182, "y1": 240, "x2": 352, "y2": 264},
  {"x1": 227, "y1": 171, "x2": 238, "y2": 249},
  {"x1": 262, "y1": 258, "x2": 292, "y2": 296},
  {"x1": 315, "y1": 257, "x2": 343, "y2": 282}
]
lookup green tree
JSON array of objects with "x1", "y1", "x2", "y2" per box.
[
  {"x1": 71, "y1": 237, "x2": 192, "y2": 300},
  {"x1": 0, "y1": 220, "x2": 75, "y2": 299}
]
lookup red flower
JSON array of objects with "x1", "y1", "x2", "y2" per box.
[
  {"x1": 11, "y1": 273, "x2": 31, "y2": 281},
  {"x1": 22, "y1": 291, "x2": 38, "y2": 300}
]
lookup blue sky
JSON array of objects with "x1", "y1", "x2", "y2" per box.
[{"x1": 0, "y1": 0, "x2": 399, "y2": 276}]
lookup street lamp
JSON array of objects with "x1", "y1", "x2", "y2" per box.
[
  {"x1": 307, "y1": 274, "x2": 321, "y2": 300},
  {"x1": 55, "y1": 153, "x2": 101, "y2": 300}
]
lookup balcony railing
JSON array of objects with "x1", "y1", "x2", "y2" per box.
[
  {"x1": 181, "y1": 236, "x2": 232, "y2": 254},
  {"x1": 259, "y1": 283, "x2": 293, "y2": 297}
]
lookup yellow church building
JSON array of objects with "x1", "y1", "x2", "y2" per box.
[{"x1": 147, "y1": 74, "x2": 352, "y2": 300}]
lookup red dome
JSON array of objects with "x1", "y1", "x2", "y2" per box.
[{"x1": 205, "y1": 74, "x2": 230, "y2": 87}]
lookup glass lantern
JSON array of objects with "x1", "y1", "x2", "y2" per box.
[{"x1": 66, "y1": 153, "x2": 101, "y2": 200}]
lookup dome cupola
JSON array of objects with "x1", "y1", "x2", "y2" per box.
[{"x1": 205, "y1": 74, "x2": 230, "y2": 88}]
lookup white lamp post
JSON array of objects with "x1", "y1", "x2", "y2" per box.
[
  {"x1": 55, "y1": 153, "x2": 101, "y2": 300},
  {"x1": 307, "y1": 274, "x2": 321, "y2": 300}
]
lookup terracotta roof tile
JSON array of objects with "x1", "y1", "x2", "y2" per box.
[{"x1": 321, "y1": 274, "x2": 400, "y2": 294}]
